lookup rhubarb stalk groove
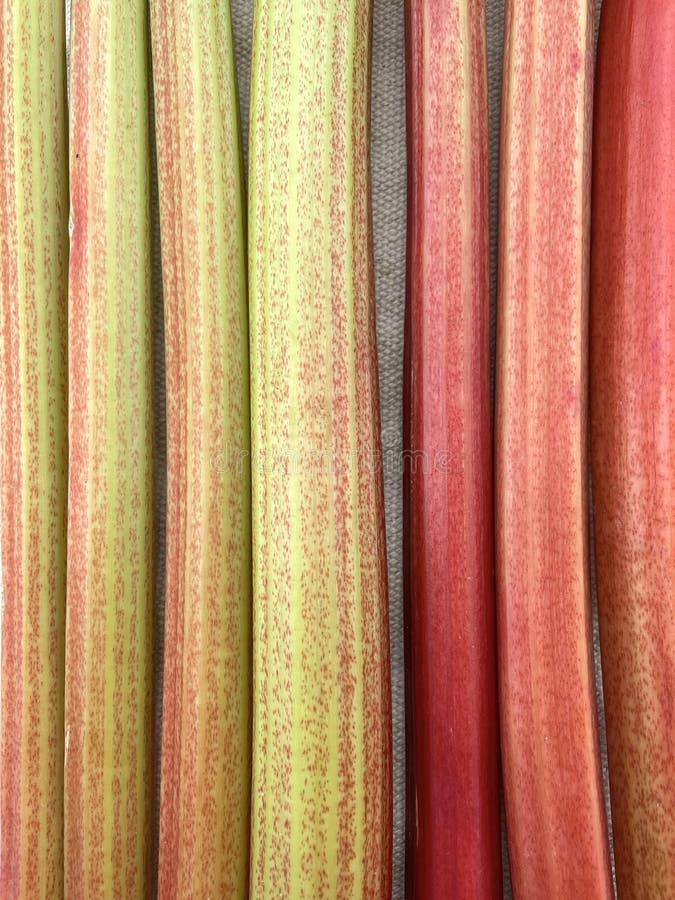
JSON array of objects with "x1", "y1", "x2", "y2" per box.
[
  {"x1": 591, "y1": 2, "x2": 675, "y2": 895},
  {"x1": 249, "y1": 0, "x2": 392, "y2": 895},
  {"x1": 495, "y1": 0, "x2": 613, "y2": 895},
  {"x1": 403, "y1": 1, "x2": 501, "y2": 897},
  {"x1": 149, "y1": 0, "x2": 252, "y2": 894},
  {"x1": 0, "y1": 0, "x2": 68, "y2": 894},
  {"x1": 65, "y1": 0, "x2": 154, "y2": 894}
]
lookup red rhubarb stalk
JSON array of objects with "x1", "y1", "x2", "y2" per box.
[
  {"x1": 403, "y1": 1, "x2": 501, "y2": 897},
  {"x1": 591, "y1": 2, "x2": 675, "y2": 895},
  {"x1": 495, "y1": 0, "x2": 613, "y2": 895}
]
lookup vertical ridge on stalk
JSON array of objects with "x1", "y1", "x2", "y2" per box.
[
  {"x1": 66, "y1": 0, "x2": 154, "y2": 893},
  {"x1": 0, "y1": 0, "x2": 69, "y2": 894},
  {"x1": 249, "y1": 0, "x2": 392, "y2": 895},
  {"x1": 149, "y1": 0, "x2": 251, "y2": 893}
]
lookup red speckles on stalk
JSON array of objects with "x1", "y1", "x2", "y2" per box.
[
  {"x1": 65, "y1": 0, "x2": 154, "y2": 895},
  {"x1": 0, "y1": 12, "x2": 24, "y2": 890},
  {"x1": 249, "y1": 0, "x2": 391, "y2": 896},
  {"x1": 149, "y1": 0, "x2": 251, "y2": 895},
  {"x1": 496, "y1": 0, "x2": 613, "y2": 896},
  {"x1": 0, "y1": 0, "x2": 68, "y2": 895},
  {"x1": 591, "y1": 2, "x2": 675, "y2": 895},
  {"x1": 404, "y1": 2, "x2": 501, "y2": 898}
]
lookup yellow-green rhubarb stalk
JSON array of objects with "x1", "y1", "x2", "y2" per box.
[
  {"x1": 149, "y1": 0, "x2": 251, "y2": 895},
  {"x1": 249, "y1": 0, "x2": 392, "y2": 896},
  {"x1": 65, "y1": 0, "x2": 154, "y2": 894},
  {"x1": 0, "y1": 0, "x2": 68, "y2": 895}
]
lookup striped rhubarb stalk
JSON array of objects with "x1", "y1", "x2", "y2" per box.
[
  {"x1": 591, "y1": 2, "x2": 675, "y2": 894},
  {"x1": 403, "y1": 1, "x2": 501, "y2": 897},
  {"x1": 248, "y1": 0, "x2": 392, "y2": 895},
  {"x1": 65, "y1": 0, "x2": 155, "y2": 894},
  {"x1": 149, "y1": 0, "x2": 251, "y2": 895},
  {"x1": 0, "y1": 0, "x2": 68, "y2": 894},
  {"x1": 495, "y1": 0, "x2": 613, "y2": 895}
]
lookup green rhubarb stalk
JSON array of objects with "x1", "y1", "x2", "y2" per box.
[
  {"x1": 149, "y1": 0, "x2": 251, "y2": 894},
  {"x1": 65, "y1": 0, "x2": 154, "y2": 894},
  {"x1": 0, "y1": 0, "x2": 68, "y2": 895},
  {"x1": 249, "y1": 0, "x2": 392, "y2": 895}
]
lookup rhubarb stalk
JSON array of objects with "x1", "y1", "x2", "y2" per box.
[
  {"x1": 0, "y1": 0, "x2": 68, "y2": 894},
  {"x1": 65, "y1": 0, "x2": 154, "y2": 894},
  {"x1": 403, "y1": 1, "x2": 501, "y2": 897},
  {"x1": 591, "y1": 2, "x2": 675, "y2": 895},
  {"x1": 248, "y1": 0, "x2": 392, "y2": 895},
  {"x1": 495, "y1": 0, "x2": 613, "y2": 895},
  {"x1": 149, "y1": 0, "x2": 251, "y2": 895}
]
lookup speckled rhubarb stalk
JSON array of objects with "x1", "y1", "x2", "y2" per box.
[
  {"x1": 591, "y1": 2, "x2": 675, "y2": 895},
  {"x1": 248, "y1": 0, "x2": 392, "y2": 895},
  {"x1": 495, "y1": 1, "x2": 613, "y2": 895},
  {"x1": 0, "y1": 0, "x2": 68, "y2": 894},
  {"x1": 65, "y1": 0, "x2": 154, "y2": 895},
  {"x1": 149, "y1": 0, "x2": 251, "y2": 895},
  {"x1": 403, "y1": 1, "x2": 500, "y2": 898}
]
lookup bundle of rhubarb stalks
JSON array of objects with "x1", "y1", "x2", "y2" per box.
[{"x1": 0, "y1": 0, "x2": 672, "y2": 898}]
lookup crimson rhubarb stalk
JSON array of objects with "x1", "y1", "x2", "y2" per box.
[
  {"x1": 248, "y1": 0, "x2": 392, "y2": 895},
  {"x1": 149, "y1": 0, "x2": 252, "y2": 895},
  {"x1": 65, "y1": 0, "x2": 155, "y2": 894},
  {"x1": 0, "y1": 0, "x2": 68, "y2": 894},
  {"x1": 591, "y1": 2, "x2": 675, "y2": 895},
  {"x1": 495, "y1": 0, "x2": 613, "y2": 895},
  {"x1": 403, "y1": 1, "x2": 501, "y2": 897}
]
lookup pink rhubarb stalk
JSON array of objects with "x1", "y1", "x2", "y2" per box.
[{"x1": 495, "y1": 0, "x2": 613, "y2": 895}]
